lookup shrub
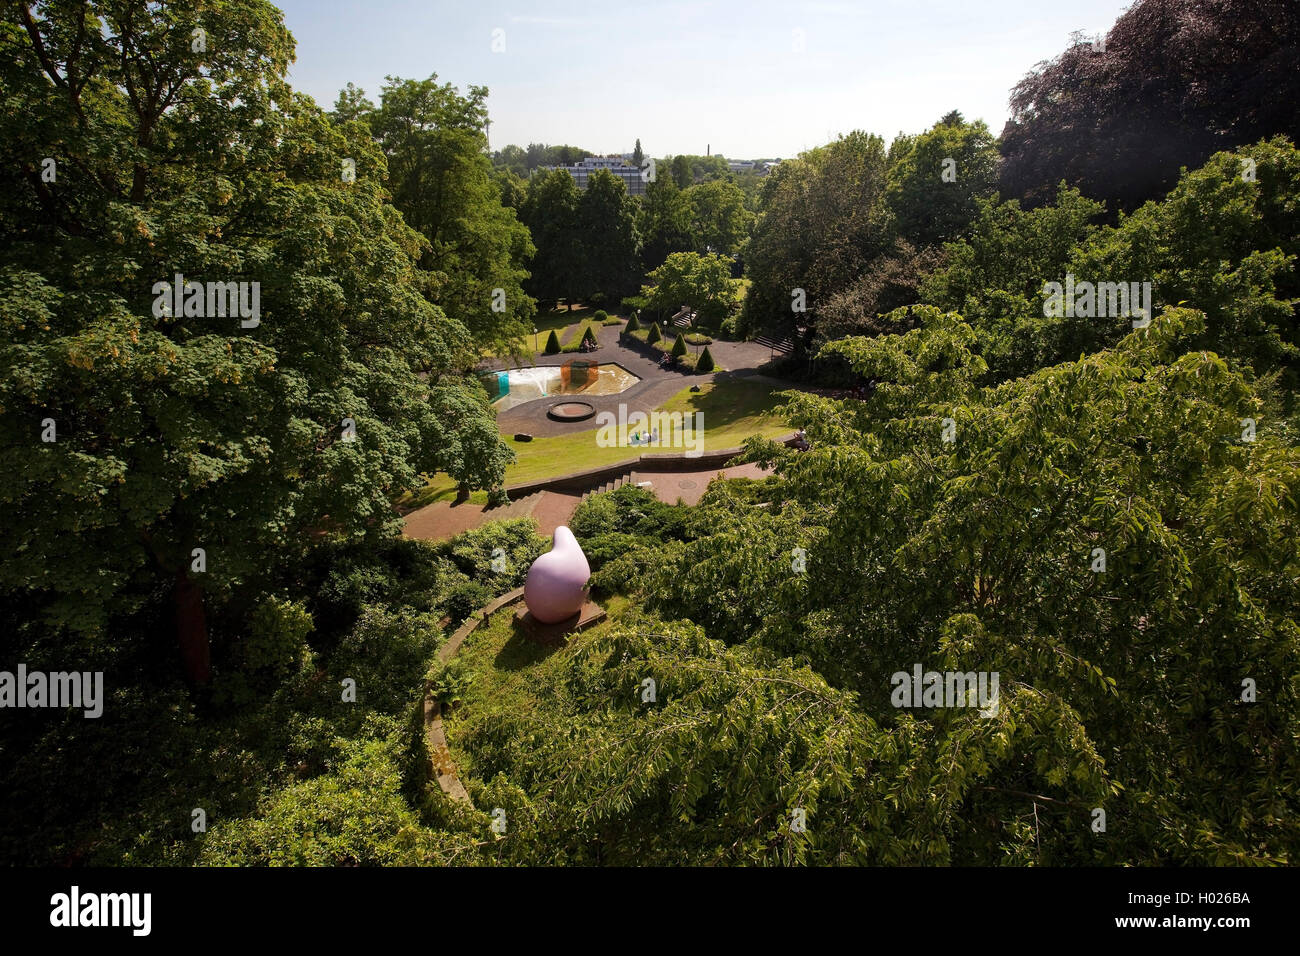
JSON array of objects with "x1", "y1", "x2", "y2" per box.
[
  {"x1": 427, "y1": 657, "x2": 475, "y2": 708},
  {"x1": 592, "y1": 310, "x2": 608, "y2": 322},
  {"x1": 602, "y1": 315, "x2": 623, "y2": 326},
  {"x1": 646, "y1": 322, "x2": 662, "y2": 346},
  {"x1": 697, "y1": 346, "x2": 716, "y2": 372},
  {"x1": 245, "y1": 597, "x2": 314, "y2": 675},
  {"x1": 198, "y1": 731, "x2": 450, "y2": 866},
  {"x1": 543, "y1": 329, "x2": 560, "y2": 354},
  {"x1": 719, "y1": 316, "x2": 738, "y2": 338},
  {"x1": 625, "y1": 313, "x2": 642, "y2": 333},
  {"x1": 581, "y1": 325, "x2": 598, "y2": 347},
  {"x1": 671, "y1": 333, "x2": 687, "y2": 358},
  {"x1": 685, "y1": 332, "x2": 713, "y2": 346}
]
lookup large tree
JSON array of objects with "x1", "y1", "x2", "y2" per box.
[
  {"x1": 637, "y1": 175, "x2": 694, "y2": 271},
  {"x1": 741, "y1": 131, "x2": 894, "y2": 352},
  {"x1": 575, "y1": 169, "x2": 640, "y2": 304},
  {"x1": 519, "y1": 168, "x2": 582, "y2": 308},
  {"x1": 885, "y1": 112, "x2": 999, "y2": 247},
  {"x1": 999, "y1": 0, "x2": 1300, "y2": 212},
  {"x1": 638, "y1": 252, "x2": 738, "y2": 327},
  {"x1": 682, "y1": 179, "x2": 752, "y2": 257},
  {"x1": 346, "y1": 75, "x2": 537, "y2": 356},
  {"x1": 0, "y1": 0, "x2": 510, "y2": 683}
]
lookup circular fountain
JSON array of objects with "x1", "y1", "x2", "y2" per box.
[{"x1": 547, "y1": 401, "x2": 596, "y2": 422}]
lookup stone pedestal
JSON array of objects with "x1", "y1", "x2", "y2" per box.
[{"x1": 514, "y1": 600, "x2": 606, "y2": 645}]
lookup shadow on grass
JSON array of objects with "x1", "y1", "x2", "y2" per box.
[{"x1": 493, "y1": 624, "x2": 565, "y2": 672}]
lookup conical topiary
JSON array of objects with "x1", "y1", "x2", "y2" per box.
[
  {"x1": 696, "y1": 345, "x2": 715, "y2": 372},
  {"x1": 581, "y1": 325, "x2": 598, "y2": 347},
  {"x1": 544, "y1": 329, "x2": 561, "y2": 354},
  {"x1": 625, "y1": 313, "x2": 641, "y2": 333},
  {"x1": 646, "y1": 322, "x2": 662, "y2": 346},
  {"x1": 671, "y1": 332, "x2": 687, "y2": 358}
]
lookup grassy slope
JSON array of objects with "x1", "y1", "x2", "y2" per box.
[{"x1": 442, "y1": 600, "x2": 628, "y2": 782}]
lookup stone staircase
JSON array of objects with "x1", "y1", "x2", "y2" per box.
[
  {"x1": 581, "y1": 472, "x2": 636, "y2": 501},
  {"x1": 480, "y1": 490, "x2": 543, "y2": 521}
]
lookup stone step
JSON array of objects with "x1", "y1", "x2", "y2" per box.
[{"x1": 580, "y1": 471, "x2": 634, "y2": 502}]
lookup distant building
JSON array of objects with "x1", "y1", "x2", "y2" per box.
[
  {"x1": 727, "y1": 160, "x2": 774, "y2": 175},
  {"x1": 542, "y1": 155, "x2": 647, "y2": 196}
]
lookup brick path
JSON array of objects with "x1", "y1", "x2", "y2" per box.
[{"x1": 402, "y1": 462, "x2": 773, "y2": 542}]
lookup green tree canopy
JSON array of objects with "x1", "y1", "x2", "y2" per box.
[
  {"x1": 0, "y1": 0, "x2": 511, "y2": 681},
  {"x1": 350, "y1": 74, "x2": 537, "y2": 356}
]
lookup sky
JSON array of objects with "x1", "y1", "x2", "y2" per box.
[{"x1": 275, "y1": 0, "x2": 1133, "y2": 160}]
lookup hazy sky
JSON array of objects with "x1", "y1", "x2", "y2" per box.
[{"x1": 276, "y1": 0, "x2": 1132, "y2": 159}]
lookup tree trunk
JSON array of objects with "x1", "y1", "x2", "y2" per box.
[{"x1": 173, "y1": 571, "x2": 211, "y2": 685}]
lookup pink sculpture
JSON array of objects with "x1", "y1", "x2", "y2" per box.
[{"x1": 523, "y1": 526, "x2": 591, "y2": 623}]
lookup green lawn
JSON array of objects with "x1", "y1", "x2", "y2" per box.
[
  {"x1": 502, "y1": 378, "x2": 788, "y2": 485},
  {"x1": 400, "y1": 379, "x2": 790, "y2": 508},
  {"x1": 442, "y1": 602, "x2": 623, "y2": 782}
]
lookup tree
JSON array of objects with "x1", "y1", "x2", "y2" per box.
[
  {"x1": 631, "y1": 139, "x2": 644, "y2": 169},
  {"x1": 520, "y1": 169, "x2": 583, "y2": 308},
  {"x1": 494, "y1": 143, "x2": 528, "y2": 177},
  {"x1": 670, "y1": 154, "x2": 692, "y2": 189},
  {"x1": 360, "y1": 75, "x2": 536, "y2": 356},
  {"x1": 818, "y1": 240, "x2": 947, "y2": 341},
  {"x1": 919, "y1": 184, "x2": 1105, "y2": 379},
  {"x1": 741, "y1": 132, "x2": 894, "y2": 351},
  {"x1": 641, "y1": 307, "x2": 1300, "y2": 864},
  {"x1": 999, "y1": 0, "x2": 1300, "y2": 211},
  {"x1": 682, "y1": 179, "x2": 753, "y2": 256},
  {"x1": 0, "y1": 0, "x2": 510, "y2": 683},
  {"x1": 638, "y1": 176, "x2": 694, "y2": 270},
  {"x1": 639, "y1": 253, "x2": 739, "y2": 327},
  {"x1": 1063, "y1": 137, "x2": 1300, "y2": 387},
  {"x1": 885, "y1": 114, "x2": 999, "y2": 246},
  {"x1": 576, "y1": 170, "x2": 640, "y2": 303},
  {"x1": 331, "y1": 82, "x2": 374, "y2": 124}
]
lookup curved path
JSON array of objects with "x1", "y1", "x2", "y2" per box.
[{"x1": 486, "y1": 321, "x2": 777, "y2": 438}]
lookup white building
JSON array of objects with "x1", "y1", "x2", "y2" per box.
[{"x1": 543, "y1": 156, "x2": 647, "y2": 196}]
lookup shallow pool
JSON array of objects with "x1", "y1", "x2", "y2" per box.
[{"x1": 482, "y1": 362, "x2": 640, "y2": 412}]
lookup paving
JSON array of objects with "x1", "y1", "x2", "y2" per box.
[
  {"x1": 402, "y1": 462, "x2": 773, "y2": 543},
  {"x1": 486, "y1": 321, "x2": 785, "y2": 439}
]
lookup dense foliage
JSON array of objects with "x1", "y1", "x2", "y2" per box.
[
  {"x1": 3, "y1": 0, "x2": 1297, "y2": 869},
  {"x1": 999, "y1": 0, "x2": 1300, "y2": 212}
]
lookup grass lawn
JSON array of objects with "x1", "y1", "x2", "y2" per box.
[
  {"x1": 400, "y1": 379, "x2": 790, "y2": 508},
  {"x1": 441, "y1": 596, "x2": 630, "y2": 783},
  {"x1": 502, "y1": 378, "x2": 789, "y2": 485}
]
